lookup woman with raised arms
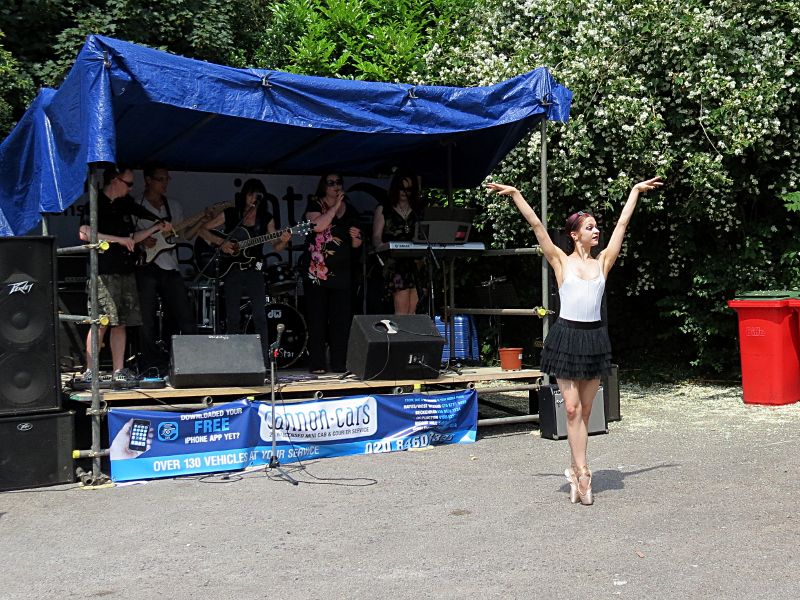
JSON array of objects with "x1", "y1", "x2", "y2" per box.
[{"x1": 486, "y1": 176, "x2": 663, "y2": 505}]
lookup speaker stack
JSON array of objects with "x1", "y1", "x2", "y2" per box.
[{"x1": 0, "y1": 237, "x2": 75, "y2": 491}]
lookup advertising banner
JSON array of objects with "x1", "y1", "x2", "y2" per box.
[{"x1": 107, "y1": 390, "x2": 477, "y2": 482}]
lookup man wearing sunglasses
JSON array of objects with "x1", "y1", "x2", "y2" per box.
[{"x1": 76, "y1": 165, "x2": 168, "y2": 389}]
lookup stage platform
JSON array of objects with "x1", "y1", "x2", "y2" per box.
[{"x1": 66, "y1": 366, "x2": 544, "y2": 408}]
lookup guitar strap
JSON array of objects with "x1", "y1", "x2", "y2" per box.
[
  {"x1": 138, "y1": 194, "x2": 172, "y2": 222},
  {"x1": 162, "y1": 196, "x2": 173, "y2": 222}
]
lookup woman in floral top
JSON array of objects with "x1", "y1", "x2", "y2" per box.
[{"x1": 301, "y1": 173, "x2": 363, "y2": 374}]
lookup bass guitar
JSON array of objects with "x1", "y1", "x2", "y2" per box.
[
  {"x1": 195, "y1": 220, "x2": 314, "y2": 279},
  {"x1": 141, "y1": 201, "x2": 233, "y2": 264}
]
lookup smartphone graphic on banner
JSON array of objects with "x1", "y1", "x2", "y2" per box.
[{"x1": 128, "y1": 419, "x2": 151, "y2": 452}]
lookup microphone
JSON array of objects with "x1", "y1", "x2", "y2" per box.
[
  {"x1": 254, "y1": 193, "x2": 263, "y2": 204},
  {"x1": 275, "y1": 323, "x2": 285, "y2": 348}
]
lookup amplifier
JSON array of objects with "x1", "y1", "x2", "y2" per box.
[{"x1": 538, "y1": 384, "x2": 607, "y2": 440}]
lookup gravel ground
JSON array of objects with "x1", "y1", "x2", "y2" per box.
[{"x1": 1, "y1": 381, "x2": 798, "y2": 599}]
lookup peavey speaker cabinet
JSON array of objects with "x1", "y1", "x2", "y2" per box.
[
  {"x1": 169, "y1": 334, "x2": 266, "y2": 388},
  {"x1": 346, "y1": 315, "x2": 445, "y2": 380},
  {"x1": 0, "y1": 411, "x2": 75, "y2": 491},
  {"x1": 0, "y1": 236, "x2": 61, "y2": 415},
  {"x1": 538, "y1": 384, "x2": 608, "y2": 440}
]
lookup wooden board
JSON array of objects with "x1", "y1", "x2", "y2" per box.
[{"x1": 67, "y1": 366, "x2": 543, "y2": 404}]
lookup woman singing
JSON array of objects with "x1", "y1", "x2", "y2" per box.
[
  {"x1": 371, "y1": 172, "x2": 425, "y2": 314},
  {"x1": 487, "y1": 177, "x2": 662, "y2": 505},
  {"x1": 300, "y1": 173, "x2": 363, "y2": 374}
]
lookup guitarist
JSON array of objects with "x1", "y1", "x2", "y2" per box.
[
  {"x1": 134, "y1": 163, "x2": 197, "y2": 376},
  {"x1": 202, "y1": 178, "x2": 291, "y2": 365}
]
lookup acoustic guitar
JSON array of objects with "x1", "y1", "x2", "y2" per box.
[{"x1": 195, "y1": 220, "x2": 314, "y2": 279}]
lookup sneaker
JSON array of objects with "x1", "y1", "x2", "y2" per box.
[{"x1": 112, "y1": 368, "x2": 140, "y2": 390}]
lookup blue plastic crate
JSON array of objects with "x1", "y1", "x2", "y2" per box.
[{"x1": 435, "y1": 315, "x2": 480, "y2": 363}]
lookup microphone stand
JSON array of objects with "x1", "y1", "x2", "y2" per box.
[
  {"x1": 417, "y1": 221, "x2": 460, "y2": 375},
  {"x1": 267, "y1": 323, "x2": 298, "y2": 485}
]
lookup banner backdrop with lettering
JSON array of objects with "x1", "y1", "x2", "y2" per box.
[{"x1": 107, "y1": 390, "x2": 477, "y2": 482}]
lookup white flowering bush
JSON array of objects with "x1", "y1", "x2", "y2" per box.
[{"x1": 414, "y1": 0, "x2": 800, "y2": 374}]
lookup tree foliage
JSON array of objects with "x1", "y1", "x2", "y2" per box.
[
  {"x1": 0, "y1": 0, "x2": 245, "y2": 134},
  {"x1": 250, "y1": 0, "x2": 475, "y2": 80}
]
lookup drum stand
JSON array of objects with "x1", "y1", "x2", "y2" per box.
[{"x1": 267, "y1": 325, "x2": 298, "y2": 485}]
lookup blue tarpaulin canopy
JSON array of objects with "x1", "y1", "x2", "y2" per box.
[{"x1": 0, "y1": 35, "x2": 572, "y2": 236}]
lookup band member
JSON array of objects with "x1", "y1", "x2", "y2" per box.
[
  {"x1": 487, "y1": 176, "x2": 663, "y2": 506},
  {"x1": 133, "y1": 163, "x2": 198, "y2": 376},
  {"x1": 202, "y1": 178, "x2": 290, "y2": 364},
  {"x1": 371, "y1": 172, "x2": 425, "y2": 314},
  {"x1": 77, "y1": 165, "x2": 169, "y2": 389},
  {"x1": 300, "y1": 173, "x2": 363, "y2": 374}
]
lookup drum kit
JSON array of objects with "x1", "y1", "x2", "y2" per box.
[{"x1": 187, "y1": 251, "x2": 307, "y2": 369}]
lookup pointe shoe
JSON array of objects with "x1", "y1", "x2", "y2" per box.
[
  {"x1": 564, "y1": 468, "x2": 580, "y2": 504},
  {"x1": 577, "y1": 466, "x2": 594, "y2": 506}
]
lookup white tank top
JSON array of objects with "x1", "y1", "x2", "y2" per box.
[{"x1": 558, "y1": 264, "x2": 605, "y2": 322}]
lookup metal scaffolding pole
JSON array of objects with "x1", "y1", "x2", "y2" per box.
[
  {"x1": 539, "y1": 120, "x2": 550, "y2": 384},
  {"x1": 87, "y1": 166, "x2": 107, "y2": 484}
]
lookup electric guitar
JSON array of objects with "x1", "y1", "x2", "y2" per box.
[
  {"x1": 195, "y1": 220, "x2": 314, "y2": 279},
  {"x1": 141, "y1": 201, "x2": 234, "y2": 264}
]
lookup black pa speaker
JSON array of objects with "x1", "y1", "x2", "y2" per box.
[
  {"x1": 0, "y1": 411, "x2": 75, "y2": 491},
  {"x1": 538, "y1": 384, "x2": 608, "y2": 440},
  {"x1": 346, "y1": 315, "x2": 445, "y2": 380},
  {"x1": 169, "y1": 334, "x2": 266, "y2": 388},
  {"x1": 0, "y1": 236, "x2": 61, "y2": 416}
]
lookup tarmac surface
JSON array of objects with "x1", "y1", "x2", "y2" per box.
[{"x1": 1, "y1": 382, "x2": 798, "y2": 599}]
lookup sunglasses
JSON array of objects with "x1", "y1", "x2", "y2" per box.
[
  {"x1": 116, "y1": 177, "x2": 134, "y2": 188},
  {"x1": 326, "y1": 178, "x2": 343, "y2": 187}
]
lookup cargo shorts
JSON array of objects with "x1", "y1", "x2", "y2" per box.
[{"x1": 87, "y1": 273, "x2": 142, "y2": 327}]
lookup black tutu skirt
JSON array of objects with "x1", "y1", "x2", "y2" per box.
[{"x1": 540, "y1": 318, "x2": 612, "y2": 380}]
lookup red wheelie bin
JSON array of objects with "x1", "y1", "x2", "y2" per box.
[{"x1": 728, "y1": 291, "x2": 800, "y2": 405}]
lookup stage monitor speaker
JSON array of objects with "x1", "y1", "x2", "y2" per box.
[
  {"x1": 538, "y1": 384, "x2": 607, "y2": 440},
  {"x1": 169, "y1": 334, "x2": 266, "y2": 388},
  {"x1": 346, "y1": 315, "x2": 445, "y2": 380},
  {"x1": 0, "y1": 236, "x2": 61, "y2": 416},
  {"x1": 0, "y1": 411, "x2": 75, "y2": 491}
]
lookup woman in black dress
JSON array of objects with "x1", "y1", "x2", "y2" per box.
[
  {"x1": 201, "y1": 178, "x2": 290, "y2": 364},
  {"x1": 300, "y1": 173, "x2": 363, "y2": 374},
  {"x1": 371, "y1": 173, "x2": 425, "y2": 314}
]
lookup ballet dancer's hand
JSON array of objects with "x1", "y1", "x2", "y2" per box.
[
  {"x1": 633, "y1": 177, "x2": 663, "y2": 193},
  {"x1": 485, "y1": 182, "x2": 520, "y2": 197}
]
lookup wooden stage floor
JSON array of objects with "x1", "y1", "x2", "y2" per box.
[{"x1": 66, "y1": 366, "x2": 544, "y2": 408}]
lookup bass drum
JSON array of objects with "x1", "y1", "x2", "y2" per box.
[{"x1": 245, "y1": 302, "x2": 307, "y2": 369}]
